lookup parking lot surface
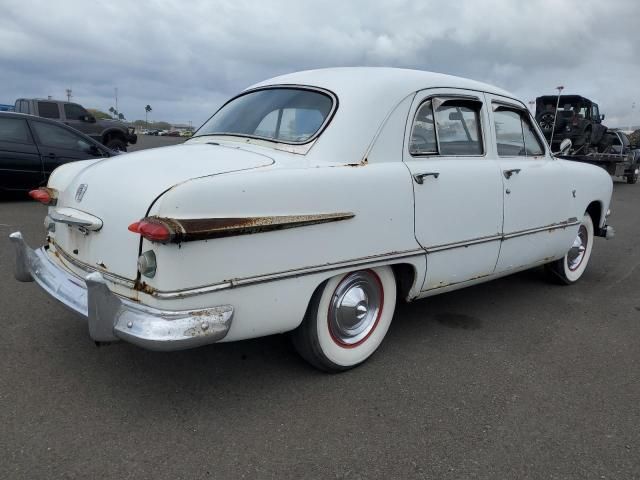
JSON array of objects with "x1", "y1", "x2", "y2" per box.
[{"x1": 1, "y1": 145, "x2": 638, "y2": 478}]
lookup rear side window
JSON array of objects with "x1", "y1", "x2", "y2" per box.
[
  {"x1": 494, "y1": 106, "x2": 544, "y2": 156},
  {"x1": 0, "y1": 117, "x2": 32, "y2": 144},
  {"x1": 31, "y1": 121, "x2": 90, "y2": 151},
  {"x1": 410, "y1": 98, "x2": 484, "y2": 156},
  {"x1": 64, "y1": 103, "x2": 88, "y2": 120},
  {"x1": 37, "y1": 102, "x2": 60, "y2": 119}
]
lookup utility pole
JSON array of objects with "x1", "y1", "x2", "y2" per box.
[
  {"x1": 550, "y1": 85, "x2": 564, "y2": 149},
  {"x1": 65, "y1": 88, "x2": 72, "y2": 102},
  {"x1": 631, "y1": 102, "x2": 636, "y2": 132},
  {"x1": 115, "y1": 87, "x2": 118, "y2": 116}
]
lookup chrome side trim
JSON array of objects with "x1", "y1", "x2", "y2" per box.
[
  {"x1": 502, "y1": 219, "x2": 580, "y2": 240},
  {"x1": 44, "y1": 217, "x2": 580, "y2": 300},
  {"x1": 426, "y1": 234, "x2": 502, "y2": 253},
  {"x1": 151, "y1": 248, "x2": 426, "y2": 299}
]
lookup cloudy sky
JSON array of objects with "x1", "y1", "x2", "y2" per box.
[{"x1": 2, "y1": 0, "x2": 638, "y2": 128}]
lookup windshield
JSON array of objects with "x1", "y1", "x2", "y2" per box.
[{"x1": 195, "y1": 88, "x2": 334, "y2": 144}]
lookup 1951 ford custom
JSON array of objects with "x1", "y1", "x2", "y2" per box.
[{"x1": 11, "y1": 68, "x2": 614, "y2": 371}]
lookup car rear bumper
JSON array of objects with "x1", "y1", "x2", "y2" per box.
[{"x1": 9, "y1": 231, "x2": 233, "y2": 351}]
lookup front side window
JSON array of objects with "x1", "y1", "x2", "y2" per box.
[
  {"x1": 64, "y1": 103, "x2": 88, "y2": 120},
  {"x1": 195, "y1": 88, "x2": 334, "y2": 144},
  {"x1": 494, "y1": 107, "x2": 544, "y2": 156},
  {"x1": 0, "y1": 118, "x2": 32, "y2": 144},
  {"x1": 32, "y1": 121, "x2": 91, "y2": 151},
  {"x1": 37, "y1": 102, "x2": 60, "y2": 119},
  {"x1": 409, "y1": 98, "x2": 483, "y2": 156}
]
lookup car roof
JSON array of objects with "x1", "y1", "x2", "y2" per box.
[
  {"x1": 250, "y1": 67, "x2": 515, "y2": 99},
  {"x1": 244, "y1": 67, "x2": 520, "y2": 163}
]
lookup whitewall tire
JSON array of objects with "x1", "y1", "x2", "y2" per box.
[
  {"x1": 292, "y1": 266, "x2": 397, "y2": 372},
  {"x1": 546, "y1": 213, "x2": 594, "y2": 284}
]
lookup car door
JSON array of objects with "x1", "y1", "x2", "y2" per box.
[
  {"x1": 29, "y1": 120, "x2": 107, "y2": 177},
  {"x1": 63, "y1": 103, "x2": 102, "y2": 141},
  {"x1": 0, "y1": 116, "x2": 43, "y2": 190},
  {"x1": 486, "y1": 94, "x2": 574, "y2": 272},
  {"x1": 403, "y1": 89, "x2": 504, "y2": 292}
]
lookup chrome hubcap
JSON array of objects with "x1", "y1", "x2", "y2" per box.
[
  {"x1": 328, "y1": 271, "x2": 383, "y2": 346},
  {"x1": 567, "y1": 225, "x2": 588, "y2": 271}
]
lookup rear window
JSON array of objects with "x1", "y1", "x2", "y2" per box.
[
  {"x1": 195, "y1": 88, "x2": 334, "y2": 144},
  {"x1": 0, "y1": 117, "x2": 32, "y2": 144},
  {"x1": 38, "y1": 102, "x2": 60, "y2": 119}
]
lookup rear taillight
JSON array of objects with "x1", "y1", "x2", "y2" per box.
[
  {"x1": 29, "y1": 187, "x2": 57, "y2": 205},
  {"x1": 128, "y1": 218, "x2": 173, "y2": 243}
]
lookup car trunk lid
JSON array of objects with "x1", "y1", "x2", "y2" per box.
[{"x1": 49, "y1": 143, "x2": 274, "y2": 280}]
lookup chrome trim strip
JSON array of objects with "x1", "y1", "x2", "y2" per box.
[
  {"x1": 502, "y1": 219, "x2": 580, "y2": 240},
  {"x1": 47, "y1": 217, "x2": 580, "y2": 300},
  {"x1": 426, "y1": 234, "x2": 502, "y2": 253},
  {"x1": 51, "y1": 240, "x2": 136, "y2": 289},
  {"x1": 151, "y1": 248, "x2": 426, "y2": 299}
]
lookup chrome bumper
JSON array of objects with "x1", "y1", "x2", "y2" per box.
[{"x1": 9, "y1": 232, "x2": 233, "y2": 351}]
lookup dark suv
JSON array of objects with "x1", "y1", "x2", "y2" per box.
[
  {"x1": 14, "y1": 98, "x2": 136, "y2": 151},
  {"x1": 535, "y1": 95, "x2": 607, "y2": 151}
]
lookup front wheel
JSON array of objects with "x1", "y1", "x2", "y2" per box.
[
  {"x1": 545, "y1": 213, "x2": 594, "y2": 284},
  {"x1": 626, "y1": 173, "x2": 638, "y2": 184},
  {"x1": 291, "y1": 267, "x2": 397, "y2": 372},
  {"x1": 105, "y1": 138, "x2": 127, "y2": 152}
]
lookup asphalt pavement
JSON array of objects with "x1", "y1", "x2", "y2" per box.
[{"x1": 1, "y1": 145, "x2": 638, "y2": 478}]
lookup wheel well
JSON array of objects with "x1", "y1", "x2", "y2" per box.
[
  {"x1": 391, "y1": 263, "x2": 417, "y2": 302},
  {"x1": 586, "y1": 201, "x2": 602, "y2": 228}
]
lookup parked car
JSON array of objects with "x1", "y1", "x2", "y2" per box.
[
  {"x1": 535, "y1": 95, "x2": 607, "y2": 152},
  {"x1": 0, "y1": 112, "x2": 117, "y2": 191},
  {"x1": 14, "y1": 98, "x2": 137, "y2": 151},
  {"x1": 180, "y1": 130, "x2": 193, "y2": 137},
  {"x1": 10, "y1": 68, "x2": 614, "y2": 371}
]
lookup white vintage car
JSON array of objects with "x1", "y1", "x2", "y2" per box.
[{"x1": 11, "y1": 68, "x2": 614, "y2": 371}]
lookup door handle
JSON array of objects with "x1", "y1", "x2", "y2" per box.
[
  {"x1": 413, "y1": 172, "x2": 440, "y2": 184},
  {"x1": 503, "y1": 168, "x2": 521, "y2": 179}
]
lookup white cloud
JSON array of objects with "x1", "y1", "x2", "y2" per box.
[{"x1": 1, "y1": 0, "x2": 638, "y2": 127}]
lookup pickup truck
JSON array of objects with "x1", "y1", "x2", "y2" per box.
[
  {"x1": 14, "y1": 98, "x2": 136, "y2": 151},
  {"x1": 558, "y1": 129, "x2": 640, "y2": 184}
]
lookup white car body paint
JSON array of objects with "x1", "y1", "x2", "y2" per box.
[{"x1": 38, "y1": 67, "x2": 612, "y2": 344}]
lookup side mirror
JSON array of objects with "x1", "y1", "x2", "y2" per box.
[
  {"x1": 600, "y1": 114, "x2": 605, "y2": 121},
  {"x1": 448, "y1": 112, "x2": 463, "y2": 121},
  {"x1": 557, "y1": 138, "x2": 572, "y2": 155},
  {"x1": 82, "y1": 115, "x2": 96, "y2": 123}
]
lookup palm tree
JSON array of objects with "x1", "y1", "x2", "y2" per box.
[
  {"x1": 145, "y1": 105, "x2": 152, "y2": 127},
  {"x1": 118, "y1": 113, "x2": 125, "y2": 121},
  {"x1": 108, "y1": 106, "x2": 116, "y2": 118}
]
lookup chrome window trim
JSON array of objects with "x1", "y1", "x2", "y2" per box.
[
  {"x1": 490, "y1": 99, "x2": 549, "y2": 158},
  {"x1": 192, "y1": 84, "x2": 339, "y2": 147},
  {"x1": 408, "y1": 93, "x2": 487, "y2": 159}
]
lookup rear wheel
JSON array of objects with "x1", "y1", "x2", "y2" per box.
[
  {"x1": 627, "y1": 173, "x2": 638, "y2": 184},
  {"x1": 291, "y1": 267, "x2": 396, "y2": 372},
  {"x1": 545, "y1": 213, "x2": 594, "y2": 284}
]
